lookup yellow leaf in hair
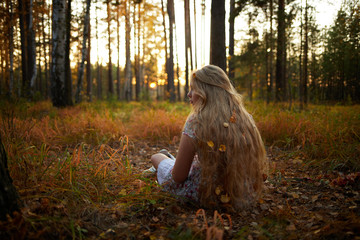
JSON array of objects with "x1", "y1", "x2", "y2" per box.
[
  {"x1": 207, "y1": 141, "x2": 214, "y2": 148},
  {"x1": 220, "y1": 194, "x2": 231, "y2": 203},
  {"x1": 215, "y1": 186, "x2": 221, "y2": 195},
  {"x1": 219, "y1": 144, "x2": 226, "y2": 152}
]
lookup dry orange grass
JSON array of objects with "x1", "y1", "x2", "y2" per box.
[{"x1": 127, "y1": 108, "x2": 187, "y2": 143}]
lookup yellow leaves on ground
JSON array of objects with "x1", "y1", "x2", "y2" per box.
[
  {"x1": 215, "y1": 186, "x2": 230, "y2": 203},
  {"x1": 220, "y1": 194, "x2": 231, "y2": 203},
  {"x1": 119, "y1": 189, "x2": 127, "y2": 196},
  {"x1": 215, "y1": 186, "x2": 222, "y2": 195}
]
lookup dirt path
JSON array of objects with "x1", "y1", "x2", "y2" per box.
[{"x1": 126, "y1": 142, "x2": 360, "y2": 239}]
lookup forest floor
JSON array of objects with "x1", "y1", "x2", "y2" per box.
[
  {"x1": 1, "y1": 140, "x2": 360, "y2": 239},
  {"x1": 119, "y1": 141, "x2": 360, "y2": 240},
  {"x1": 1, "y1": 101, "x2": 359, "y2": 239}
]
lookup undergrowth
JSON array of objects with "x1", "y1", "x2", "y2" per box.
[{"x1": 0, "y1": 99, "x2": 359, "y2": 238}]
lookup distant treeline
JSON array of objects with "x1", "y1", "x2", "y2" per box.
[{"x1": 0, "y1": 0, "x2": 359, "y2": 106}]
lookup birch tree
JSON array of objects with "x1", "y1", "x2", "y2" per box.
[{"x1": 51, "y1": 0, "x2": 67, "y2": 107}]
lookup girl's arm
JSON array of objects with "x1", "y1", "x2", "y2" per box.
[{"x1": 172, "y1": 134, "x2": 196, "y2": 183}]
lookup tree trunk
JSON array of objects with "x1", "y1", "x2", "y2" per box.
[
  {"x1": 19, "y1": 0, "x2": 37, "y2": 99},
  {"x1": 161, "y1": 0, "x2": 169, "y2": 95},
  {"x1": 107, "y1": 0, "x2": 114, "y2": 98},
  {"x1": 135, "y1": 3, "x2": 141, "y2": 101},
  {"x1": 303, "y1": 0, "x2": 308, "y2": 106},
  {"x1": 116, "y1": 2, "x2": 121, "y2": 100},
  {"x1": 125, "y1": 0, "x2": 132, "y2": 101},
  {"x1": 266, "y1": 0, "x2": 274, "y2": 104},
  {"x1": 75, "y1": 0, "x2": 91, "y2": 103},
  {"x1": 28, "y1": 0, "x2": 37, "y2": 97},
  {"x1": 174, "y1": 17, "x2": 181, "y2": 101},
  {"x1": 64, "y1": 0, "x2": 73, "y2": 105},
  {"x1": 8, "y1": 0, "x2": 14, "y2": 97},
  {"x1": 228, "y1": 0, "x2": 235, "y2": 79},
  {"x1": 95, "y1": 2, "x2": 102, "y2": 100},
  {"x1": 51, "y1": 0, "x2": 67, "y2": 107},
  {"x1": 44, "y1": 2, "x2": 50, "y2": 99},
  {"x1": 193, "y1": 0, "x2": 197, "y2": 69},
  {"x1": 275, "y1": 0, "x2": 286, "y2": 102},
  {"x1": 168, "y1": 0, "x2": 175, "y2": 102},
  {"x1": 86, "y1": 24, "x2": 92, "y2": 102},
  {"x1": 184, "y1": 0, "x2": 192, "y2": 100},
  {"x1": 0, "y1": 136, "x2": 21, "y2": 221},
  {"x1": 210, "y1": 0, "x2": 226, "y2": 72},
  {"x1": 299, "y1": 2, "x2": 303, "y2": 109}
]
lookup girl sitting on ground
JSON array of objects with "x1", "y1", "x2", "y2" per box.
[{"x1": 150, "y1": 65, "x2": 267, "y2": 209}]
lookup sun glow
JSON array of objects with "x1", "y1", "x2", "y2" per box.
[{"x1": 149, "y1": 82, "x2": 156, "y2": 89}]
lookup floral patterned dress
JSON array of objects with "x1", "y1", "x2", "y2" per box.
[{"x1": 157, "y1": 115, "x2": 201, "y2": 202}]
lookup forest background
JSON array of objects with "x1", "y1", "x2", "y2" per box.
[{"x1": 0, "y1": 0, "x2": 359, "y2": 239}]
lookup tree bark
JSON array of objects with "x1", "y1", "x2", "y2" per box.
[
  {"x1": 86, "y1": 24, "x2": 92, "y2": 102},
  {"x1": 51, "y1": 0, "x2": 67, "y2": 107},
  {"x1": 116, "y1": 1, "x2": 121, "y2": 100},
  {"x1": 0, "y1": 136, "x2": 21, "y2": 221},
  {"x1": 303, "y1": 0, "x2": 308, "y2": 106},
  {"x1": 193, "y1": 0, "x2": 197, "y2": 69},
  {"x1": 107, "y1": 0, "x2": 114, "y2": 98},
  {"x1": 64, "y1": 0, "x2": 73, "y2": 106},
  {"x1": 124, "y1": 0, "x2": 132, "y2": 101},
  {"x1": 8, "y1": 0, "x2": 14, "y2": 97},
  {"x1": 266, "y1": 0, "x2": 274, "y2": 104},
  {"x1": 95, "y1": 2, "x2": 102, "y2": 100},
  {"x1": 210, "y1": 0, "x2": 226, "y2": 72},
  {"x1": 228, "y1": 0, "x2": 235, "y2": 79},
  {"x1": 75, "y1": 0, "x2": 91, "y2": 103},
  {"x1": 161, "y1": 0, "x2": 168, "y2": 97},
  {"x1": 19, "y1": 0, "x2": 37, "y2": 99},
  {"x1": 275, "y1": 0, "x2": 286, "y2": 102},
  {"x1": 167, "y1": 0, "x2": 175, "y2": 102},
  {"x1": 135, "y1": 2, "x2": 141, "y2": 101},
  {"x1": 184, "y1": 0, "x2": 192, "y2": 100}
]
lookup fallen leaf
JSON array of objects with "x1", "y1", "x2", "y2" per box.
[
  {"x1": 207, "y1": 141, "x2": 214, "y2": 148},
  {"x1": 220, "y1": 194, "x2": 231, "y2": 203},
  {"x1": 286, "y1": 223, "x2": 297, "y2": 231},
  {"x1": 311, "y1": 195, "x2": 319, "y2": 202},
  {"x1": 291, "y1": 193, "x2": 300, "y2": 199},
  {"x1": 215, "y1": 186, "x2": 222, "y2": 195}
]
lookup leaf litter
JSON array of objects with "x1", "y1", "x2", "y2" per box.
[
  {"x1": 1, "y1": 140, "x2": 360, "y2": 239},
  {"x1": 1, "y1": 102, "x2": 359, "y2": 239}
]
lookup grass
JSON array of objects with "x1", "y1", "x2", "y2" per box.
[
  {"x1": 0, "y1": 99, "x2": 359, "y2": 238},
  {"x1": 247, "y1": 101, "x2": 360, "y2": 171}
]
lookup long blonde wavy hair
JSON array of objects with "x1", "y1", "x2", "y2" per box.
[{"x1": 188, "y1": 65, "x2": 266, "y2": 209}]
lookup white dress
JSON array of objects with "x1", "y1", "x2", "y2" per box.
[{"x1": 157, "y1": 116, "x2": 200, "y2": 202}]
